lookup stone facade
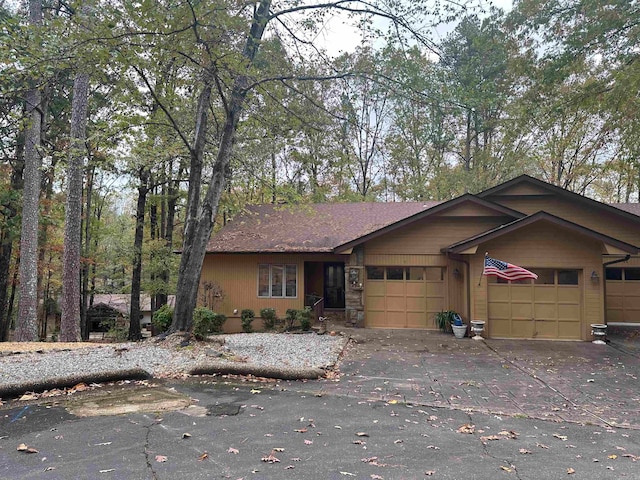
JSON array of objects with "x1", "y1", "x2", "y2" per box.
[{"x1": 344, "y1": 246, "x2": 365, "y2": 327}]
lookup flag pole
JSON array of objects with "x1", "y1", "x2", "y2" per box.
[{"x1": 478, "y1": 252, "x2": 488, "y2": 286}]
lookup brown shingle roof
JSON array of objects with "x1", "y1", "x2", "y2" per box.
[
  {"x1": 206, "y1": 202, "x2": 440, "y2": 253},
  {"x1": 611, "y1": 203, "x2": 640, "y2": 216}
]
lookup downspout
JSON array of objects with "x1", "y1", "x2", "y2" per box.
[
  {"x1": 461, "y1": 258, "x2": 471, "y2": 324},
  {"x1": 602, "y1": 254, "x2": 631, "y2": 324}
]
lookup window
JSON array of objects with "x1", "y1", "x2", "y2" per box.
[
  {"x1": 386, "y1": 267, "x2": 404, "y2": 280},
  {"x1": 625, "y1": 269, "x2": 640, "y2": 281},
  {"x1": 606, "y1": 268, "x2": 623, "y2": 281},
  {"x1": 407, "y1": 267, "x2": 424, "y2": 281},
  {"x1": 366, "y1": 266, "x2": 384, "y2": 280},
  {"x1": 533, "y1": 269, "x2": 555, "y2": 285},
  {"x1": 558, "y1": 270, "x2": 579, "y2": 285},
  {"x1": 258, "y1": 264, "x2": 297, "y2": 298}
]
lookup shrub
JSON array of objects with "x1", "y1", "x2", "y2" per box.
[
  {"x1": 192, "y1": 308, "x2": 227, "y2": 338},
  {"x1": 298, "y1": 307, "x2": 313, "y2": 331},
  {"x1": 152, "y1": 304, "x2": 173, "y2": 333},
  {"x1": 285, "y1": 308, "x2": 298, "y2": 331},
  {"x1": 241, "y1": 309, "x2": 255, "y2": 333},
  {"x1": 260, "y1": 308, "x2": 277, "y2": 330}
]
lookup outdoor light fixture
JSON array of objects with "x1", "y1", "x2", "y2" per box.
[
  {"x1": 591, "y1": 271, "x2": 600, "y2": 283},
  {"x1": 453, "y1": 268, "x2": 461, "y2": 278}
]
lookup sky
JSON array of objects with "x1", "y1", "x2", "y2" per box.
[{"x1": 319, "y1": 0, "x2": 514, "y2": 57}]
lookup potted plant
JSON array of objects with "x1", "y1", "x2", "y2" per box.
[
  {"x1": 451, "y1": 313, "x2": 467, "y2": 339},
  {"x1": 435, "y1": 310, "x2": 455, "y2": 333}
]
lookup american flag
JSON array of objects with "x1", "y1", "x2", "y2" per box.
[{"x1": 483, "y1": 256, "x2": 538, "y2": 281}]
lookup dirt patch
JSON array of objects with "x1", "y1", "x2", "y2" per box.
[
  {"x1": 0, "y1": 342, "x2": 106, "y2": 354},
  {"x1": 66, "y1": 386, "x2": 193, "y2": 417}
]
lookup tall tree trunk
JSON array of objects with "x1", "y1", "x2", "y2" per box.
[
  {"x1": 15, "y1": 0, "x2": 44, "y2": 342},
  {"x1": 81, "y1": 164, "x2": 95, "y2": 340},
  {"x1": 60, "y1": 71, "x2": 90, "y2": 342},
  {"x1": 129, "y1": 168, "x2": 150, "y2": 341},
  {"x1": 170, "y1": 0, "x2": 272, "y2": 333},
  {"x1": 0, "y1": 135, "x2": 24, "y2": 341}
]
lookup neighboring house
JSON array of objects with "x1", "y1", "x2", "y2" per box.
[
  {"x1": 88, "y1": 294, "x2": 176, "y2": 332},
  {"x1": 201, "y1": 175, "x2": 640, "y2": 340}
]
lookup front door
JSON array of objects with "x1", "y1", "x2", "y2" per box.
[{"x1": 324, "y1": 263, "x2": 345, "y2": 308}]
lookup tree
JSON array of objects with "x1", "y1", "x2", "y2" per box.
[{"x1": 15, "y1": 0, "x2": 43, "y2": 342}]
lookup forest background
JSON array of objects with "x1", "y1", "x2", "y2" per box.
[{"x1": 0, "y1": 0, "x2": 637, "y2": 341}]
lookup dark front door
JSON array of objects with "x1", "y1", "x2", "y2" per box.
[{"x1": 324, "y1": 263, "x2": 345, "y2": 308}]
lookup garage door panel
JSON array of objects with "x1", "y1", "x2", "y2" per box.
[
  {"x1": 534, "y1": 303, "x2": 557, "y2": 320},
  {"x1": 511, "y1": 303, "x2": 532, "y2": 319},
  {"x1": 557, "y1": 288, "x2": 580, "y2": 302},
  {"x1": 406, "y1": 312, "x2": 427, "y2": 328},
  {"x1": 490, "y1": 319, "x2": 511, "y2": 337},
  {"x1": 606, "y1": 272, "x2": 640, "y2": 324},
  {"x1": 558, "y1": 321, "x2": 581, "y2": 339},
  {"x1": 558, "y1": 304, "x2": 580, "y2": 320},
  {"x1": 488, "y1": 302, "x2": 510, "y2": 319},
  {"x1": 489, "y1": 285, "x2": 510, "y2": 301},
  {"x1": 366, "y1": 266, "x2": 444, "y2": 329},
  {"x1": 534, "y1": 287, "x2": 556, "y2": 302},
  {"x1": 534, "y1": 320, "x2": 557, "y2": 338},
  {"x1": 511, "y1": 319, "x2": 535, "y2": 337},
  {"x1": 367, "y1": 311, "x2": 386, "y2": 328},
  {"x1": 367, "y1": 282, "x2": 385, "y2": 295},
  {"x1": 489, "y1": 279, "x2": 582, "y2": 340},
  {"x1": 607, "y1": 309, "x2": 624, "y2": 322},
  {"x1": 607, "y1": 295, "x2": 623, "y2": 308}
]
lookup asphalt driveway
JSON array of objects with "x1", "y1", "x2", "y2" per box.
[{"x1": 306, "y1": 328, "x2": 640, "y2": 429}]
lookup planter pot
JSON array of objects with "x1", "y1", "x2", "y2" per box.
[{"x1": 452, "y1": 324, "x2": 467, "y2": 339}]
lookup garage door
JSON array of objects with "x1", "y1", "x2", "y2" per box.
[
  {"x1": 606, "y1": 267, "x2": 640, "y2": 323},
  {"x1": 365, "y1": 266, "x2": 445, "y2": 328},
  {"x1": 487, "y1": 269, "x2": 582, "y2": 339}
]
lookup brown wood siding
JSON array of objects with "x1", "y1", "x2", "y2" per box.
[
  {"x1": 438, "y1": 204, "x2": 514, "y2": 217},
  {"x1": 364, "y1": 254, "x2": 447, "y2": 266},
  {"x1": 200, "y1": 253, "x2": 346, "y2": 332},
  {"x1": 447, "y1": 258, "x2": 468, "y2": 322},
  {"x1": 489, "y1": 196, "x2": 640, "y2": 247},
  {"x1": 365, "y1": 217, "x2": 508, "y2": 255},
  {"x1": 468, "y1": 222, "x2": 604, "y2": 340}
]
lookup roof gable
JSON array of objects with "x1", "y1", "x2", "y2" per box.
[
  {"x1": 444, "y1": 211, "x2": 638, "y2": 255},
  {"x1": 334, "y1": 195, "x2": 523, "y2": 252},
  {"x1": 480, "y1": 174, "x2": 640, "y2": 225}
]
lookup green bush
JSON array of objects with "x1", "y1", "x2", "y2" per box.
[
  {"x1": 260, "y1": 308, "x2": 277, "y2": 330},
  {"x1": 241, "y1": 309, "x2": 255, "y2": 333},
  {"x1": 152, "y1": 304, "x2": 173, "y2": 332},
  {"x1": 298, "y1": 307, "x2": 313, "y2": 331},
  {"x1": 191, "y1": 308, "x2": 227, "y2": 338},
  {"x1": 285, "y1": 308, "x2": 298, "y2": 331}
]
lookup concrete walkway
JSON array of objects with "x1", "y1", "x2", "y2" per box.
[{"x1": 307, "y1": 328, "x2": 640, "y2": 429}]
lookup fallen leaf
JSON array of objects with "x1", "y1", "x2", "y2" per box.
[
  {"x1": 261, "y1": 453, "x2": 280, "y2": 463},
  {"x1": 480, "y1": 435, "x2": 501, "y2": 442},
  {"x1": 334, "y1": 426, "x2": 342, "y2": 429},
  {"x1": 388, "y1": 400, "x2": 398, "y2": 404},
  {"x1": 43, "y1": 466, "x2": 55, "y2": 472},
  {"x1": 355, "y1": 432, "x2": 370, "y2": 437},
  {"x1": 294, "y1": 428, "x2": 308, "y2": 433},
  {"x1": 608, "y1": 454, "x2": 617, "y2": 460},
  {"x1": 426, "y1": 445, "x2": 440, "y2": 450},
  {"x1": 304, "y1": 439, "x2": 313, "y2": 445},
  {"x1": 17, "y1": 444, "x2": 28, "y2": 451},
  {"x1": 155, "y1": 455, "x2": 167, "y2": 463},
  {"x1": 371, "y1": 475, "x2": 384, "y2": 479},
  {"x1": 519, "y1": 448, "x2": 532, "y2": 454},
  {"x1": 457, "y1": 424, "x2": 475, "y2": 434},
  {"x1": 182, "y1": 433, "x2": 191, "y2": 439},
  {"x1": 537, "y1": 443, "x2": 550, "y2": 449},
  {"x1": 250, "y1": 389, "x2": 261, "y2": 394},
  {"x1": 198, "y1": 452, "x2": 209, "y2": 461},
  {"x1": 19, "y1": 393, "x2": 38, "y2": 401},
  {"x1": 340, "y1": 473, "x2": 356, "y2": 477},
  {"x1": 567, "y1": 468, "x2": 575, "y2": 474},
  {"x1": 227, "y1": 447, "x2": 239, "y2": 454},
  {"x1": 425, "y1": 472, "x2": 435, "y2": 476},
  {"x1": 285, "y1": 465, "x2": 295, "y2": 470},
  {"x1": 273, "y1": 447, "x2": 285, "y2": 452},
  {"x1": 99, "y1": 469, "x2": 115, "y2": 473},
  {"x1": 353, "y1": 440, "x2": 366, "y2": 445},
  {"x1": 553, "y1": 434, "x2": 568, "y2": 441},
  {"x1": 394, "y1": 439, "x2": 403, "y2": 444},
  {"x1": 500, "y1": 466, "x2": 512, "y2": 472}
]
